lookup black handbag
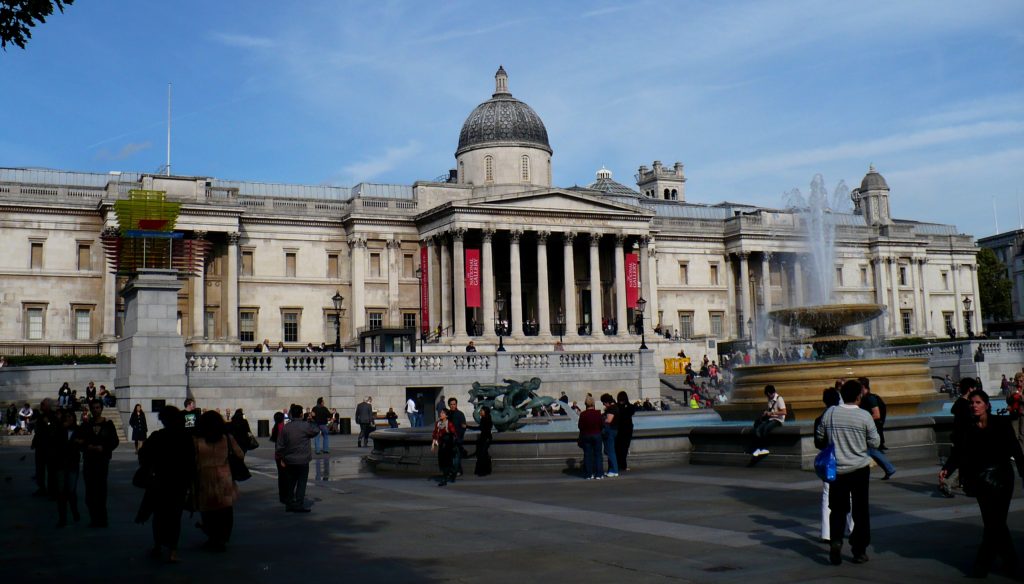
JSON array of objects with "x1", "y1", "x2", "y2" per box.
[
  {"x1": 246, "y1": 432, "x2": 259, "y2": 451},
  {"x1": 229, "y1": 449, "x2": 251, "y2": 482},
  {"x1": 965, "y1": 463, "x2": 1013, "y2": 496}
]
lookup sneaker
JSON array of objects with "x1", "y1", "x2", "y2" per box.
[
  {"x1": 606, "y1": 472, "x2": 619, "y2": 477},
  {"x1": 882, "y1": 470, "x2": 895, "y2": 480},
  {"x1": 753, "y1": 449, "x2": 769, "y2": 457},
  {"x1": 595, "y1": 475, "x2": 605, "y2": 480}
]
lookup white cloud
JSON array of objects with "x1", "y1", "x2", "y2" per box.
[
  {"x1": 339, "y1": 141, "x2": 421, "y2": 182},
  {"x1": 209, "y1": 32, "x2": 277, "y2": 49},
  {"x1": 705, "y1": 121, "x2": 1024, "y2": 180}
]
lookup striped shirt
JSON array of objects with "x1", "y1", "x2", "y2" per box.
[{"x1": 815, "y1": 405, "x2": 880, "y2": 474}]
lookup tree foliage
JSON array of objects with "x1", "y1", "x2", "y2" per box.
[
  {"x1": 977, "y1": 247, "x2": 1013, "y2": 323},
  {"x1": 0, "y1": 0, "x2": 74, "y2": 51}
]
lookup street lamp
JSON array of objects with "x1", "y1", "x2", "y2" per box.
[
  {"x1": 556, "y1": 307, "x2": 565, "y2": 344},
  {"x1": 495, "y1": 290, "x2": 506, "y2": 352},
  {"x1": 414, "y1": 266, "x2": 423, "y2": 351},
  {"x1": 962, "y1": 295, "x2": 974, "y2": 338},
  {"x1": 331, "y1": 291, "x2": 344, "y2": 352},
  {"x1": 636, "y1": 296, "x2": 648, "y2": 350}
]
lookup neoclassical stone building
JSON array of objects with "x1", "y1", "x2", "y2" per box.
[{"x1": 0, "y1": 67, "x2": 981, "y2": 358}]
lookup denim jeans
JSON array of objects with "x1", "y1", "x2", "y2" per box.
[
  {"x1": 314, "y1": 424, "x2": 329, "y2": 452},
  {"x1": 868, "y1": 447, "x2": 895, "y2": 475},
  {"x1": 602, "y1": 428, "x2": 619, "y2": 474},
  {"x1": 581, "y1": 434, "x2": 603, "y2": 478}
]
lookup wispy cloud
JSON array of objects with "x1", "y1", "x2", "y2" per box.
[
  {"x1": 581, "y1": 5, "x2": 632, "y2": 18},
  {"x1": 209, "y1": 32, "x2": 277, "y2": 49},
  {"x1": 339, "y1": 141, "x2": 421, "y2": 182},
  {"x1": 707, "y1": 121, "x2": 1024, "y2": 179},
  {"x1": 94, "y1": 141, "x2": 152, "y2": 161}
]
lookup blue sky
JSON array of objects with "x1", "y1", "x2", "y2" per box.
[{"x1": 2, "y1": 0, "x2": 1023, "y2": 238}]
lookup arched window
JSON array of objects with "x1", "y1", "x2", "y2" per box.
[
  {"x1": 547, "y1": 158, "x2": 552, "y2": 185},
  {"x1": 521, "y1": 155, "x2": 530, "y2": 182},
  {"x1": 485, "y1": 156, "x2": 493, "y2": 182},
  {"x1": 459, "y1": 161, "x2": 465, "y2": 184},
  {"x1": 671, "y1": 189, "x2": 678, "y2": 200},
  {"x1": 664, "y1": 188, "x2": 670, "y2": 199}
]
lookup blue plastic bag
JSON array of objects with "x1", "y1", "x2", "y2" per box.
[{"x1": 815, "y1": 443, "x2": 837, "y2": 483}]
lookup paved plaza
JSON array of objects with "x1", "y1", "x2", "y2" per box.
[{"x1": 1, "y1": 442, "x2": 1021, "y2": 583}]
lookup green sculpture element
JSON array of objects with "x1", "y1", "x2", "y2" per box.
[{"x1": 468, "y1": 377, "x2": 556, "y2": 431}]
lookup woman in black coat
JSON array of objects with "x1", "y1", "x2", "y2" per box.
[
  {"x1": 229, "y1": 409, "x2": 256, "y2": 453},
  {"x1": 940, "y1": 390, "x2": 1024, "y2": 578},
  {"x1": 474, "y1": 407, "x2": 493, "y2": 477},
  {"x1": 614, "y1": 391, "x2": 636, "y2": 472},
  {"x1": 129, "y1": 403, "x2": 148, "y2": 453}
]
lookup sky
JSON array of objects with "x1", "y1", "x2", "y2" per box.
[{"x1": 2, "y1": 0, "x2": 1023, "y2": 238}]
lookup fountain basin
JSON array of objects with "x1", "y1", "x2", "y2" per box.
[{"x1": 716, "y1": 357, "x2": 943, "y2": 422}]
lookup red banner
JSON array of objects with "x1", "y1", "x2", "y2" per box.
[
  {"x1": 626, "y1": 252, "x2": 640, "y2": 308},
  {"x1": 465, "y1": 249, "x2": 481, "y2": 308},
  {"x1": 420, "y1": 246, "x2": 430, "y2": 335}
]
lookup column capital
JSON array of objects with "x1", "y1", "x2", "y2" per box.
[
  {"x1": 871, "y1": 257, "x2": 882, "y2": 265},
  {"x1": 762, "y1": 251, "x2": 772, "y2": 262},
  {"x1": 638, "y1": 235, "x2": 652, "y2": 247},
  {"x1": 589, "y1": 232, "x2": 602, "y2": 247},
  {"x1": 101, "y1": 226, "x2": 119, "y2": 238},
  {"x1": 193, "y1": 230, "x2": 208, "y2": 241},
  {"x1": 347, "y1": 235, "x2": 367, "y2": 249},
  {"x1": 482, "y1": 229, "x2": 495, "y2": 242},
  {"x1": 537, "y1": 230, "x2": 550, "y2": 243},
  {"x1": 451, "y1": 228, "x2": 466, "y2": 242},
  {"x1": 419, "y1": 237, "x2": 431, "y2": 247},
  {"x1": 885, "y1": 256, "x2": 896, "y2": 264},
  {"x1": 385, "y1": 238, "x2": 402, "y2": 249},
  {"x1": 918, "y1": 257, "x2": 929, "y2": 265},
  {"x1": 614, "y1": 233, "x2": 626, "y2": 246},
  {"x1": 227, "y1": 232, "x2": 241, "y2": 245},
  {"x1": 737, "y1": 251, "x2": 750, "y2": 261},
  {"x1": 563, "y1": 231, "x2": 576, "y2": 245},
  {"x1": 510, "y1": 229, "x2": 523, "y2": 243}
]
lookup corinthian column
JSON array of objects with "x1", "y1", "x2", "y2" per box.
[
  {"x1": 482, "y1": 230, "x2": 495, "y2": 335},
  {"x1": 563, "y1": 232, "x2": 577, "y2": 337},
  {"x1": 510, "y1": 230, "x2": 523, "y2": 337},
  {"x1": 191, "y1": 230, "x2": 207, "y2": 340},
  {"x1": 349, "y1": 235, "x2": 366, "y2": 336},
  {"x1": 453, "y1": 229, "x2": 467, "y2": 337},
  {"x1": 225, "y1": 232, "x2": 240, "y2": 341},
  {"x1": 738, "y1": 252, "x2": 751, "y2": 337},
  {"x1": 614, "y1": 234, "x2": 627, "y2": 335},
  {"x1": 537, "y1": 231, "x2": 551, "y2": 336},
  {"x1": 589, "y1": 234, "x2": 602, "y2": 335}
]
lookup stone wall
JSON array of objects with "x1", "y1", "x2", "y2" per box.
[{"x1": 0, "y1": 364, "x2": 116, "y2": 407}]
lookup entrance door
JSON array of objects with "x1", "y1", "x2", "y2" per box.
[{"x1": 406, "y1": 386, "x2": 442, "y2": 426}]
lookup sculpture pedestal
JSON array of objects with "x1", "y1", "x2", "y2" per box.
[{"x1": 114, "y1": 269, "x2": 186, "y2": 428}]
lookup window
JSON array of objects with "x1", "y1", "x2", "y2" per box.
[
  {"x1": 403, "y1": 312, "x2": 417, "y2": 329},
  {"x1": 74, "y1": 308, "x2": 91, "y2": 340},
  {"x1": 368, "y1": 311, "x2": 383, "y2": 330},
  {"x1": 671, "y1": 189, "x2": 678, "y2": 200},
  {"x1": 239, "y1": 310, "x2": 256, "y2": 343},
  {"x1": 521, "y1": 155, "x2": 530, "y2": 181},
  {"x1": 282, "y1": 310, "x2": 300, "y2": 343},
  {"x1": 901, "y1": 310, "x2": 912, "y2": 335},
  {"x1": 24, "y1": 304, "x2": 45, "y2": 339},
  {"x1": 709, "y1": 264, "x2": 719, "y2": 286},
  {"x1": 459, "y1": 161, "x2": 464, "y2": 184},
  {"x1": 678, "y1": 311, "x2": 694, "y2": 339},
  {"x1": 30, "y1": 241, "x2": 43, "y2": 269},
  {"x1": 205, "y1": 255, "x2": 220, "y2": 276},
  {"x1": 485, "y1": 156, "x2": 494, "y2": 182},
  {"x1": 285, "y1": 252, "x2": 296, "y2": 277},
  {"x1": 205, "y1": 310, "x2": 216, "y2": 338},
  {"x1": 664, "y1": 188, "x2": 670, "y2": 200},
  {"x1": 709, "y1": 312, "x2": 724, "y2": 338},
  {"x1": 370, "y1": 253, "x2": 382, "y2": 277},
  {"x1": 327, "y1": 253, "x2": 340, "y2": 279},
  {"x1": 241, "y1": 250, "x2": 254, "y2": 276},
  {"x1": 899, "y1": 265, "x2": 908, "y2": 286},
  {"x1": 403, "y1": 254, "x2": 414, "y2": 278},
  {"x1": 77, "y1": 244, "x2": 91, "y2": 271},
  {"x1": 941, "y1": 271, "x2": 949, "y2": 290},
  {"x1": 324, "y1": 312, "x2": 340, "y2": 345},
  {"x1": 943, "y1": 312, "x2": 954, "y2": 334},
  {"x1": 860, "y1": 266, "x2": 868, "y2": 286},
  {"x1": 679, "y1": 262, "x2": 689, "y2": 285},
  {"x1": 835, "y1": 266, "x2": 843, "y2": 287}
]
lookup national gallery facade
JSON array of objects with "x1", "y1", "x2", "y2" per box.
[{"x1": 0, "y1": 68, "x2": 981, "y2": 357}]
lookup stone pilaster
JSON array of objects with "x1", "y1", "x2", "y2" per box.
[
  {"x1": 349, "y1": 235, "x2": 367, "y2": 336},
  {"x1": 225, "y1": 232, "x2": 240, "y2": 341},
  {"x1": 386, "y1": 238, "x2": 401, "y2": 326}
]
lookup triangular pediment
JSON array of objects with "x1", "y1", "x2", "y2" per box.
[{"x1": 464, "y1": 188, "x2": 651, "y2": 216}]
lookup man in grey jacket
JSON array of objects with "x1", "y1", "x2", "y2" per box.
[
  {"x1": 815, "y1": 379, "x2": 880, "y2": 566},
  {"x1": 275, "y1": 403, "x2": 319, "y2": 513},
  {"x1": 355, "y1": 396, "x2": 374, "y2": 447}
]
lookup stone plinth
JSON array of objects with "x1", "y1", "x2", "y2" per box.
[
  {"x1": 716, "y1": 357, "x2": 943, "y2": 422},
  {"x1": 115, "y1": 269, "x2": 186, "y2": 425}
]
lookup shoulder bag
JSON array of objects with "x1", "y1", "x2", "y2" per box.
[{"x1": 814, "y1": 409, "x2": 838, "y2": 483}]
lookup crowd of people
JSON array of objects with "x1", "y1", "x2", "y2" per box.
[{"x1": 3, "y1": 381, "x2": 117, "y2": 435}]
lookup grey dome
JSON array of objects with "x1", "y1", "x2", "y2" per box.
[
  {"x1": 860, "y1": 165, "x2": 889, "y2": 191},
  {"x1": 456, "y1": 68, "x2": 552, "y2": 156}
]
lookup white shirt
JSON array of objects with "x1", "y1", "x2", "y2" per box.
[{"x1": 406, "y1": 398, "x2": 418, "y2": 414}]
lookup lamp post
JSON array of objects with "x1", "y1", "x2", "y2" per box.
[
  {"x1": 636, "y1": 296, "x2": 648, "y2": 350},
  {"x1": 414, "y1": 266, "x2": 423, "y2": 351},
  {"x1": 495, "y1": 290, "x2": 506, "y2": 352},
  {"x1": 556, "y1": 307, "x2": 565, "y2": 344},
  {"x1": 962, "y1": 295, "x2": 973, "y2": 338},
  {"x1": 331, "y1": 291, "x2": 344, "y2": 352}
]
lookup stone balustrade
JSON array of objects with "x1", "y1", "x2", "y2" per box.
[{"x1": 865, "y1": 339, "x2": 1024, "y2": 391}]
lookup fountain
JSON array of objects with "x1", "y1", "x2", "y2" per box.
[{"x1": 716, "y1": 175, "x2": 942, "y2": 422}]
